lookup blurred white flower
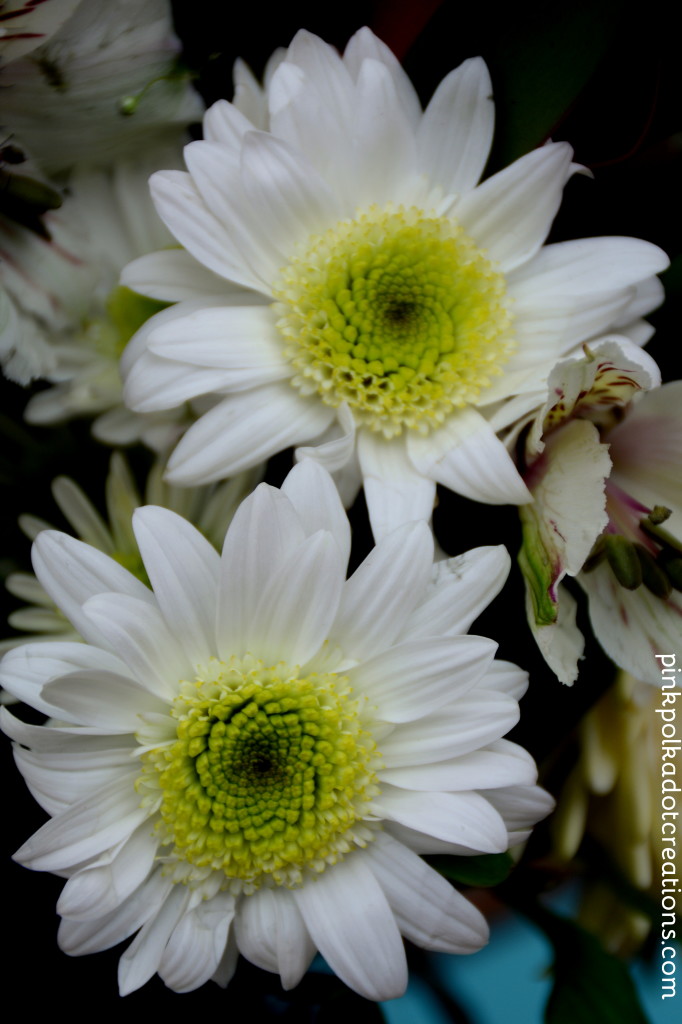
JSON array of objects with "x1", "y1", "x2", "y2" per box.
[
  {"x1": 1, "y1": 460, "x2": 551, "y2": 997},
  {"x1": 1, "y1": 450, "x2": 262, "y2": 655},
  {"x1": 0, "y1": 0, "x2": 202, "y2": 174}
]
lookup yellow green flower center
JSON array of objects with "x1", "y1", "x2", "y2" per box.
[
  {"x1": 273, "y1": 205, "x2": 515, "y2": 438},
  {"x1": 141, "y1": 657, "x2": 380, "y2": 891}
]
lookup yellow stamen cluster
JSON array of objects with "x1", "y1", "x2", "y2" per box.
[
  {"x1": 273, "y1": 205, "x2": 515, "y2": 438},
  {"x1": 141, "y1": 657, "x2": 380, "y2": 891}
]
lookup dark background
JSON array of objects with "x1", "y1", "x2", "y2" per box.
[{"x1": 1, "y1": 1, "x2": 680, "y2": 1018}]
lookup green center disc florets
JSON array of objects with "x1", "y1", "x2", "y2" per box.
[
  {"x1": 142, "y1": 657, "x2": 380, "y2": 891},
  {"x1": 273, "y1": 205, "x2": 515, "y2": 438}
]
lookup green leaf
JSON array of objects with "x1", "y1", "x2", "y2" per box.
[
  {"x1": 540, "y1": 910, "x2": 650, "y2": 1024},
  {"x1": 429, "y1": 852, "x2": 514, "y2": 887}
]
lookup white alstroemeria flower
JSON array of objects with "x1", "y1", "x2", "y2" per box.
[
  {"x1": 1, "y1": 145, "x2": 198, "y2": 445},
  {"x1": 0, "y1": 451, "x2": 262, "y2": 657},
  {"x1": 0, "y1": 0, "x2": 81, "y2": 66},
  {"x1": 121, "y1": 27, "x2": 668, "y2": 538},
  {"x1": 518, "y1": 338, "x2": 682, "y2": 684},
  {"x1": 0, "y1": 460, "x2": 551, "y2": 998},
  {"x1": 0, "y1": 0, "x2": 202, "y2": 175}
]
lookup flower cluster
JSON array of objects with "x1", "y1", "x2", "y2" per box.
[{"x1": 1, "y1": 6, "x2": 679, "y2": 1011}]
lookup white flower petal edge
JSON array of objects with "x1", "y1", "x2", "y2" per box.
[
  {"x1": 1, "y1": 460, "x2": 551, "y2": 998},
  {"x1": 121, "y1": 28, "x2": 668, "y2": 537}
]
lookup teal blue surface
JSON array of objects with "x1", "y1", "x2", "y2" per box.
[{"x1": 380, "y1": 906, "x2": 678, "y2": 1023}]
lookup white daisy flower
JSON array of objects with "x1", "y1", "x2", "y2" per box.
[
  {"x1": 121, "y1": 27, "x2": 668, "y2": 538},
  {"x1": 1, "y1": 459, "x2": 551, "y2": 998}
]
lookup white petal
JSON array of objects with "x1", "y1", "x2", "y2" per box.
[
  {"x1": 57, "y1": 823, "x2": 158, "y2": 920},
  {"x1": 204, "y1": 98, "x2": 256, "y2": 146},
  {"x1": 344, "y1": 28, "x2": 422, "y2": 128},
  {"x1": 368, "y1": 832, "x2": 489, "y2": 952},
  {"x1": 508, "y1": 235, "x2": 668, "y2": 301},
  {"x1": 486, "y1": 784, "x2": 555, "y2": 831},
  {"x1": 418, "y1": 58, "x2": 494, "y2": 193},
  {"x1": 147, "y1": 305, "x2": 289, "y2": 385},
  {"x1": 380, "y1": 693, "x2": 520, "y2": 767},
  {"x1": 149, "y1": 170, "x2": 269, "y2": 293},
  {"x1": 59, "y1": 869, "x2": 174, "y2": 956},
  {"x1": 403, "y1": 545, "x2": 511, "y2": 639},
  {"x1": 165, "y1": 385, "x2": 334, "y2": 485},
  {"x1": 132, "y1": 506, "x2": 220, "y2": 666},
  {"x1": 357, "y1": 431, "x2": 436, "y2": 540},
  {"x1": 408, "y1": 408, "x2": 532, "y2": 504},
  {"x1": 251, "y1": 531, "x2": 345, "y2": 665},
  {"x1": 293, "y1": 854, "x2": 407, "y2": 1001},
  {"x1": 158, "y1": 893, "x2": 235, "y2": 993},
  {"x1": 236, "y1": 889, "x2": 316, "y2": 989},
  {"x1": 350, "y1": 58, "x2": 417, "y2": 207},
  {"x1": 347, "y1": 635, "x2": 497, "y2": 722},
  {"x1": 455, "y1": 143, "x2": 576, "y2": 271},
  {"x1": 479, "y1": 660, "x2": 529, "y2": 700},
  {"x1": 380, "y1": 739, "x2": 537, "y2": 791},
  {"x1": 331, "y1": 521, "x2": 433, "y2": 659},
  {"x1": 281, "y1": 459, "x2": 351, "y2": 569},
  {"x1": 240, "y1": 132, "x2": 340, "y2": 263},
  {"x1": 82, "y1": 590, "x2": 188, "y2": 698},
  {"x1": 118, "y1": 885, "x2": 191, "y2": 996},
  {"x1": 216, "y1": 483, "x2": 306, "y2": 658},
  {"x1": 31, "y1": 530, "x2": 154, "y2": 649},
  {"x1": 0, "y1": 706, "x2": 136, "y2": 753},
  {"x1": 14, "y1": 771, "x2": 146, "y2": 871},
  {"x1": 295, "y1": 403, "x2": 356, "y2": 474},
  {"x1": 42, "y1": 668, "x2": 166, "y2": 730},
  {"x1": 121, "y1": 249, "x2": 231, "y2": 303},
  {"x1": 373, "y1": 787, "x2": 509, "y2": 852},
  {"x1": 0, "y1": 642, "x2": 136, "y2": 720},
  {"x1": 14, "y1": 744, "x2": 130, "y2": 816}
]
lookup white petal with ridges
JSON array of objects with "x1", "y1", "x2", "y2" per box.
[
  {"x1": 251, "y1": 531, "x2": 344, "y2": 666},
  {"x1": 235, "y1": 889, "x2": 316, "y2": 988},
  {"x1": 281, "y1": 459, "x2": 351, "y2": 568},
  {"x1": 357, "y1": 431, "x2": 436, "y2": 539},
  {"x1": 373, "y1": 787, "x2": 509, "y2": 852},
  {"x1": 380, "y1": 740, "x2": 537, "y2": 791},
  {"x1": 118, "y1": 885, "x2": 192, "y2": 996},
  {"x1": 293, "y1": 854, "x2": 408, "y2": 1001},
  {"x1": 121, "y1": 249, "x2": 231, "y2": 303},
  {"x1": 216, "y1": 483, "x2": 306, "y2": 658},
  {"x1": 0, "y1": 642, "x2": 135, "y2": 720},
  {"x1": 165, "y1": 385, "x2": 335, "y2": 485},
  {"x1": 368, "y1": 833, "x2": 489, "y2": 952},
  {"x1": 132, "y1": 506, "x2": 220, "y2": 665},
  {"x1": 454, "y1": 142, "x2": 576, "y2": 271},
  {"x1": 418, "y1": 58, "x2": 494, "y2": 194},
  {"x1": 57, "y1": 823, "x2": 158, "y2": 920},
  {"x1": 158, "y1": 893, "x2": 235, "y2": 993},
  {"x1": 331, "y1": 521, "x2": 433, "y2": 659},
  {"x1": 14, "y1": 770, "x2": 146, "y2": 871},
  {"x1": 347, "y1": 635, "x2": 496, "y2": 722},
  {"x1": 380, "y1": 693, "x2": 520, "y2": 766},
  {"x1": 31, "y1": 531, "x2": 154, "y2": 648},
  {"x1": 149, "y1": 170, "x2": 269, "y2": 294},
  {"x1": 403, "y1": 546, "x2": 511, "y2": 639},
  {"x1": 408, "y1": 408, "x2": 532, "y2": 505}
]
